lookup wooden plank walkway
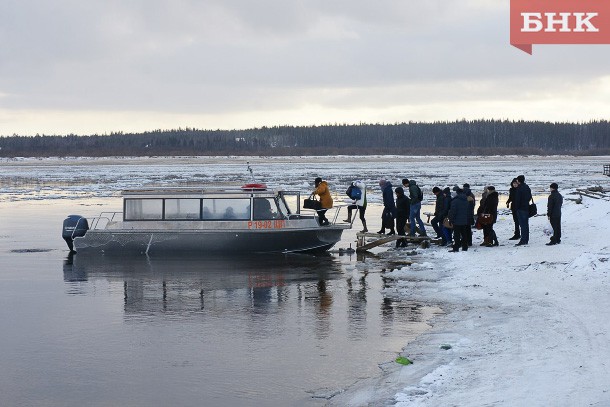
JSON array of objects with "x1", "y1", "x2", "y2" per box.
[{"x1": 355, "y1": 232, "x2": 435, "y2": 252}]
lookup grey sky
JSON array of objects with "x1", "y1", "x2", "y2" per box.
[{"x1": 1, "y1": 1, "x2": 609, "y2": 135}]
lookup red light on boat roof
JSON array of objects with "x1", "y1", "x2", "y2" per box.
[{"x1": 241, "y1": 183, "x2": 267, "y2": 191}]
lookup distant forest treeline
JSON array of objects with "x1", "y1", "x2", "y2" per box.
[{"x1": 1, "y1": 120, "x2": 609, "y2": 157}]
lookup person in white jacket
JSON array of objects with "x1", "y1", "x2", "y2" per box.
[{"x1": 343, "y1": 180, "x2": 368, "y2": 232}]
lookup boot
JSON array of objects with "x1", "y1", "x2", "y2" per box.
[
  {"x1": 361, "y1": 220, "x2": 368, "y2": 233},
  {"x1": 509, "y1": 234, "x2": 520, "y2": 240},
  {"x1": 480, "y1": 236, "x2": 489, "y2": 246},
  {"x1": 492, "y1": 230, "x2": 499, "y2": 246},
  {"x1": 343, "y1": 209, "x2": 352, "y2": 223}
]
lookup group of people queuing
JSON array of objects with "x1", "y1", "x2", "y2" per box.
[
  {"x1": 375, "y1": 178, "x2": 427, "y2": 248},
  {"x1": 312, "y1": 174, "x2": 563, "y2": 250}
]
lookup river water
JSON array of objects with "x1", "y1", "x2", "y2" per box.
[{"x1": 1, "y1": 156, "x2": 607, "y2": 406}]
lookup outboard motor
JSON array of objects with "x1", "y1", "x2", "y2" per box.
[{"x1": 62, "y1": 215, "x2": 89, "y2": 252}]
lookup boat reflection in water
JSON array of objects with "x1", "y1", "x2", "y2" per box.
[
  {"x1": 63, "y1": 252, "x2": 344, "y2": 320},
  {"x1": 61, "y1": 253, "x2": 437, "y2": 406}
]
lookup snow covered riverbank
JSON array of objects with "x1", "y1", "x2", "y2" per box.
[{"x1": 329, "y1": 191, "x2": 610, "y2": 406}]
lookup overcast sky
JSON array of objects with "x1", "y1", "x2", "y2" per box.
[{"x1": 1, "y1": 0, "x2": 609, "y2": 136}]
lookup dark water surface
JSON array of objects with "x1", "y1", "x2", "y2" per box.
[
  {"x1": 0, "y1": 200, "x2": 436, "y2": 407},
  {"x1": 3, "y1": 156, "x2": 607, "y2": 406}
]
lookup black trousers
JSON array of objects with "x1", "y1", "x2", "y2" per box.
[
  {"x1": 347, "y1": 204, "x2": 366, "y2": 222},
  {"x1": 317, "y1": 209, "x2": 328, "y2": 225},
  {"x1": 431, "y1": 215, "x2": 443, "y2": 237},
  {"x1": 550, "y1": 216, "x2": 561, "y2": 243},
  {"x1": 396, "y1": 216, "x2": 407, "y2": 246},
  {"x1": 452, "y1": 225, "x2": 469, "y2": 251}
]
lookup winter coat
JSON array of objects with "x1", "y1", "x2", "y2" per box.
[
  {"x1": 314, "y1": 181, "x2": 333, "y2": 209},
  {"x1": 547, "y1": 190, "x2": 563, "y2": 218},
  {"x1": 463, "y1": 187, "x2": 475, "y2": 224},
  {"x1": 434, "y1": 192, "x2": 444, "y2": 216},
  {"x1": 477, "y1": 190, "x2": 488, "y2": 216},
  {"x1": 448, "y1": 193, "x2": 469, "y2": 226},
  {"x1": 382, "y1": 182, "x2": 396, "y2": 218},
  {"x1": 408, "y1": 180, "x2": 422, "y2": 203},
  {"x1": 352, "y1": 180, "x2": 367, "y2": 207},
  {"x1": 514, "y1": 182, "x2": 532, "y2": 211},
  {"x1": 396, "y1": 192, "x2": 409, "y2": 219},
  {"x1": 442, "y1": 187, "x2": 452, "y2": 217},
  {"x1": 482, "y1": 191, "x2": 499, "y2": 223}
]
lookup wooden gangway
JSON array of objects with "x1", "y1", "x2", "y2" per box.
[{"x1": 355, "y1": 232, "x2": 436, "y2": 252}]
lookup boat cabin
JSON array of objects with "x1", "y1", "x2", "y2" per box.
[{"x1": 120, "y1": 186, "x2": 304, "y2": 223}]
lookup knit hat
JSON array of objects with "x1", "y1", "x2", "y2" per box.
[{"x1": 550, "y1": 182, "x2": 558, "y2": 190}]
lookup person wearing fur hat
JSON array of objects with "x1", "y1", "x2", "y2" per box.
[
  {"x1": 546, "y1": 182, "x2": 563, "y2": 245},
  {"x1": 313, "y1": 177, "x2": 333, "y2": 226}
]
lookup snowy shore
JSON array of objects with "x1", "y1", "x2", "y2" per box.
[{"x1": 329, "y1": 191, "x2": 610, "y2": 406}]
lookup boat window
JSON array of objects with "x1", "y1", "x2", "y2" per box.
[
  {"x1": 165, "y1": 199, "x2": 200, "y2": 220},
  {"x1": 202, "y1": 198, "x2": 250, "y2": 220},
  {"x1": 277, "y1": 194, "x2": 293, "y2": 216},
  {"x1": 124, "y1": 199, "x2": 163, "y2": 220},
  {"x1": 253, "y1": 198, "x2": 281, "y2": 220},
  {"x1": 279, "y1": 192, "x2": 301, "y2": 215}
]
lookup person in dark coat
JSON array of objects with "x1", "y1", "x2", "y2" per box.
[
  {"x1": 513, "y1": 175, "x2": 532, "y2": 245},
  {"x1": 463, "y1": 183, "x2": 475, "y2": 246},
  {"x1": 505, "y1": 178, "x2": 520, "y2": 240},
  {"x1": 431, "y1": 187, "x2": 444, "y2": 239},
  {"x1": 440, "y1": 186, "x2": 453, "y2": 246},
  {"x1": 395, "y1": 187, "x2": 409, "y2": 247},
  {"x1": 377, "y1": 179, "x2": 396, "y2": 235},
  {"x1": 477, "y1": 186, "x2": 489, "y2": 245},
  {"x1": 481, "y1": 186, "x2": 499, "y2": 247},
  {"x1": 546, "y1": 182, "x2": 563, "y2": 245},
  {"x1": 448, "y1": 187, "x2": 469, "y2": 252}
]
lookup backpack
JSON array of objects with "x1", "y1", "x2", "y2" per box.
[{"x1": 346, "y1": 184, "x2": 362, "y2": 200}]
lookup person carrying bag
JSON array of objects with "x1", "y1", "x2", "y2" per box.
[{"x1": 312, "y1": 177, "x2": 333, "y2": 226}]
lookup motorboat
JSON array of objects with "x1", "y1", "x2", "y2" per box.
[{"x1": 62, "y1": 183, "x2": 350, "y2": 254}]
